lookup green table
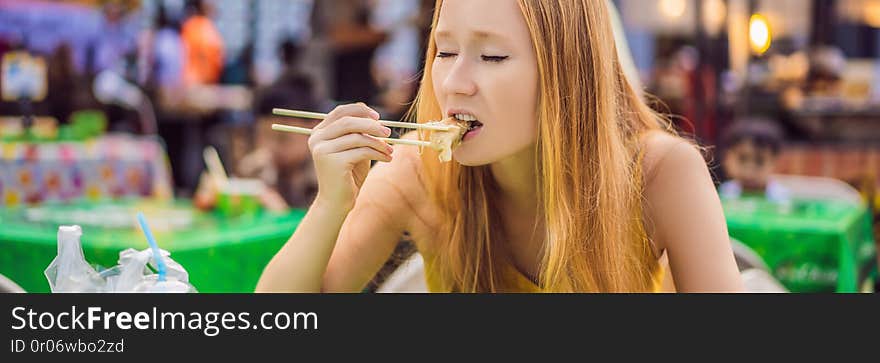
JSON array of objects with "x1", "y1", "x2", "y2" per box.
[
  {"x1": 0, "y1": 200, "x2": 305, "y2": 293},
  {"x1": 722, "y1": 197, "x2": 876, "y2": 292}
]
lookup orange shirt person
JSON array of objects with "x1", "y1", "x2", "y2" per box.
[{"x1": 181, "y1": 1, "x2": 224, "y2": 85}]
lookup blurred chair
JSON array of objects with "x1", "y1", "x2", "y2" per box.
[
  {"x1": 740, "y1": 269, "x2": 789, "y2": 293},
  {"x1": 731, "y1": 238, "x2": 772, "y2": 273},
  {"x1": 376, "y1": 252, "x2": 428, "y2": 293},
  {"x1": 0, "y1": 274, "x2": 26, "y2": 293},
  {"x1": 731, "y1": 238, "x2": 789, "y2": 293},
  {"x1": 773, "y1": 174, "x2": 863, "y2": 205}
]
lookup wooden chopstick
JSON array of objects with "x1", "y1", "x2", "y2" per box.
[
  {"x1": 271, "y1": 124, "x2": 435, "y2": 148},
  {"x1": 272, "y1": 108, "x2": 453, "y2": 132}
]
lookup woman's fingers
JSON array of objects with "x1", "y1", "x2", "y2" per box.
[
  {"x1": 304, "y1": 103, "x2": 389, "y2": 211},
  {"x1": 316, "y1": 116, "x2": 392, "y2": 141},
  {"x1": 308, "y1": 103, "x2": 390, "y2": 152},
  {"x1": 317, "y1": 103, "x2": 380, "y2": 130},
  {"x1": 334, "y1": 146, "x2": 393, "y2": 164},
  {"x1": 314, "y1": 133, "x2": 393, "y2": 161}
]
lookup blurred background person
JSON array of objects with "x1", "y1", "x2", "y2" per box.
[
  {"x1": 193, "y1": 114, "x2": 318, "y2": 213},
  {"x1": 718, "y1": 118, "x2": 790, "y2": 203},
  {"x1": 181, "y1": 0, "x2": 224, "y2": 85},
  {"x1": 369, "y1": 0, "x2": 422, "y2": 120},
  {"x1": 196, "y1": 38, "x2": 322, "y2": 212},
  {"x1": 89, "y1": 1, "x2": 138, "y2": 76},
  {"x1": 138, "y1": 3, "x2": 185, "y2": 91},
  {"x1": 45, "y1": 43, "x2": 82, "y2": 125},
  {"x1": 255, "y1": 39, "x2": 318, "y2": 115}
]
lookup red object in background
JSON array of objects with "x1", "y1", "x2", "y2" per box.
[
  {"x1": 775, "y1": 145, "x2": 880, "y2": 191},
  {"x1": 181, "y1": 15, "x2": 225, "y2": 85},
  {"x1": 697, "y1": 65, "x2": 719, "y2": 145},
  {"x1": 839, "y1": 149, "x2": 864, "y2": 183},
  {"x1": 649, "y1": 47, "x2": 720, "y2": 143},
  {"x1": 23, "y1": 144, "x2": 39, "y2": 161},
  {"x1": 803, "y1": 148, "x2": 825, "y2": 176}
]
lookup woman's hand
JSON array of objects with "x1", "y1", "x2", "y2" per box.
[{"x1": 309, "y1": 103, "x2": 393, "y2": 212}]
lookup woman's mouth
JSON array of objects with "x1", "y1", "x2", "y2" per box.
[
  {"x1": 453, "y1": 113, "x2": 484, "y2": 142},
  {"x1": 462, "y1": 122, "x2": 483, "y2": 141}
]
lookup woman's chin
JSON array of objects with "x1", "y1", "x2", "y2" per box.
[
  {"x1": 452, "y1": 149, "x2": 492, "y2": 167},
  {"x1": 452, "y1": 141, "x2": 536, "y2": 167}
]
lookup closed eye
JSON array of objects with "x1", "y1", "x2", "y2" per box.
[
  {"x1": 437, "y1": 52, "x2": 457, "y2": 58},
  {"x1": 482, "y1": 55, "x2": 509, "y2": 63}
]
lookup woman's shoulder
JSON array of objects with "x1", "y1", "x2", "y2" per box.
[
  {"x1": 639, "y1": 129, "x2": 708, "y2": 187},
  {"x1": 638, "y1": 129, "x2": 720, "y2": 253},
  {"x1": 637, "y1": 131, "x2": 744, "y2": 291}
]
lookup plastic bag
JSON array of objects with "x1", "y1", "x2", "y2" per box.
[
  {"x1": 44, "y1": 226, "x2": 105, "y2": 293},
  {"x1": 110, "y1": 248, "x2": 196, "y2": 293},
  {"x1": 44, "y1": 225, "x2": 197, "y2": 293}
]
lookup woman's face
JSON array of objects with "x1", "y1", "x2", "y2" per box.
[{"x1": 432, "y1": 0, "x2": 540, "y2": 166}]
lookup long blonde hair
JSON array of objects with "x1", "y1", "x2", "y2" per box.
[{"x1": 410, "y1": 0, "x2": 672, "y2": 292}]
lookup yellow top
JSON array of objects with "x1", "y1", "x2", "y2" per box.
[{"x1": 423, "y1": 256, "x2": 666, "y2": 293}]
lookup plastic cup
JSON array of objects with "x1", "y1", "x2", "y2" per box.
[{"x1": 216, "y1": 178, "x2": 264, "y2": 218}]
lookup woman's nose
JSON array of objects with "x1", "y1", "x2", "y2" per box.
[{"x1": 441, "y1": 59, "x2": 477, "y2": 96}]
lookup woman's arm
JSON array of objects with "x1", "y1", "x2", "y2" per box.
[
  {"x1": 255, "y1": 131, "x2": 422, "y2": 293},
  {"x1": 643, "y1": 135, "x2": 745, "y2": 292},
  {"x1": 256, "y1": 103, "x2": 409, "y2": 292},
  {"x1": 255, "y1": 195, "x2": 361, "y2": 292},
  {"x1": 321, "y1": 151, "x2": 423, "y2": 292}
]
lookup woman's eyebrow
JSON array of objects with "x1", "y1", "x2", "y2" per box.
[
  {"x1": 435, "y1": 29, "x2": 512, "y2": 44},
  {"x1": 435, "y1": 29, "x2": 452, "y2": 39},
  {"x1": 472, "y1": 29, "x2": 506, "y2": 39}
]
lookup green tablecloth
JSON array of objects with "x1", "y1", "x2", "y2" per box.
[
  {"x1": 0, "y1": 200, "x2": 305, "y2": 293},
  {"x1": 722, "y1": 197, "x2": 876, "y2": 292}
]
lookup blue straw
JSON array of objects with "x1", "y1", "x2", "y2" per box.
[{"x1": 136, "y1": 212, "x2": 167, "y2": 282}]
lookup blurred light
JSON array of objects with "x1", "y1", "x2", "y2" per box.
[
  {"x1": 749, "y1": 14, "x2": 772, "y2": 55},
  {"x1": 660, "y1": 0, "x2": 687, "y2": 19},
  {"x1": 865, "y1": 2, "x2": 880, "y2": 28},
  {"x1": 703, "y1": 0, "x2": 728, "y2": 36}
]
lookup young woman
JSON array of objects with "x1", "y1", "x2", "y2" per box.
[{"x1": 256, "y1": 0, "x2": 744, "y2": 293}]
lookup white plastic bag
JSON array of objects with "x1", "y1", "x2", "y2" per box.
[
  {"x1": 44, "y1": 225, "x2": 197, "y2": 293},
  {"x1": 111, "y1": 248, "x2": 196, "y2": 293},
  {"x1": 44, "y1": 226, "x2": 105, "y2": 293}
]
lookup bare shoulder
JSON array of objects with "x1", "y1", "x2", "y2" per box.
[
  {"x1": 639, "y1": 129, "x2": 717, "y2": 251},
  {"x1": 640, "y1": 130, "x2": 707, "y2": 186},
  {"x1": 638, "y1": 131, "x2": 744, "y2": 292}
]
